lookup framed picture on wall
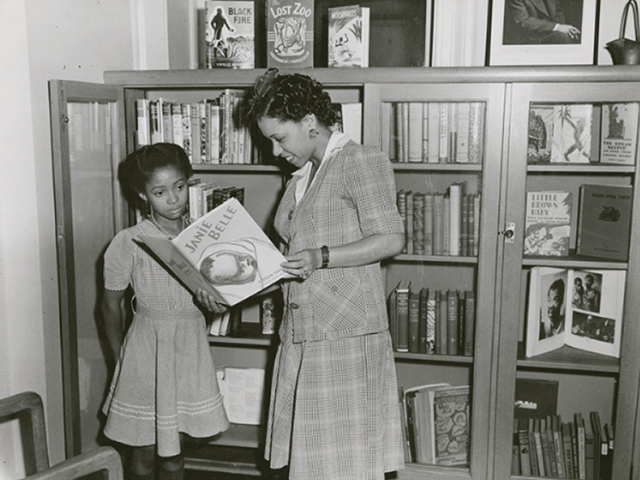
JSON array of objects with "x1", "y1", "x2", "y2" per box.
[{"x1": 487, "y1": 0, "x2": 599, "y2": 66}]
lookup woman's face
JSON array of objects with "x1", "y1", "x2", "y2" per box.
[{"x1": 257, "y1": 116, "x2": 316, "y2": 169}]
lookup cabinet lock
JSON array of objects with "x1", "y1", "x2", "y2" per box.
[{"x1": 500, "y1": 223, "x2": 516, "y2": 243}]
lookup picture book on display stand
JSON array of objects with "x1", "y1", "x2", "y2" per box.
[
  {"x1": 205, "y1": 1, "x2": 255, "y2": 69},
  {"x1": 524, "y1": 191, "x2": 572, "y2": 257},
  {"x1": 138, "y1": 198, "x2": 292, "y2": 307},
  {"x1": 526, "y1": 267, "x2": 626, "y2": 358},
  {"x1": 600, "y1": 103, "x2": 639, "y2": 165},
  {"x1": 266, "y1": 0, "x2": 314, "y2": 67},
  {"x1": 328, "y1": 4, "x2": 370, "y2": 67}
]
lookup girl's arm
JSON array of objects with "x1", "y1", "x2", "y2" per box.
[{"x1": 101, "y1": 289, "x2": 126, "y2": 361}]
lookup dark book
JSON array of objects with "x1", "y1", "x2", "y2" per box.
[
  {"x1": 576, "y1": 183, "x2": 632, "y2": 261},
  {"x1": 408, "y1": 291, "x2": 420, "y2": 353},
  {"x1": 463, "y1": 290, "x2": 475, "y2": 356},
  {"x1": 446, "y1": 290, "x2": 458, "y2": 355},
  {"x1": 388, "y1": 288, "x2": 398, "y2": 351},
  {"x1": 213, "y1": 185, "x2": 245, "y2": 208},
  {"x1": 436, "y1": 290, "x2": 448, "y2": 354},
  {"x1": 266, "y1": 0, "x2": 314, "y2": 68},
  {"x1": 419, "y1": 288, "x2": 428, "y2": 353},
  {"x1": 517, "y1": 417, "x2": 532, "y2": 476},
  {"x1": 514, "y1": 378, "x2": 559, "y2": 420},
  {"x1": 561, "y1": 422, "x2": 575, "y2": 479},
  {"x1": 396, "y1": 281, "x2": 411, "y2": 353},
  {"x1": 527, "y1": 103, "x2": 554, "y2": 164}
]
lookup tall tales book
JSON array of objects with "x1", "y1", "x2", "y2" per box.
[
  {"x1": 525, "y1": 266, "x2": 626, "y2": 358},
  {"x1": 266, "y1": 0, "x2": 314, "y2": 67},
  {"x1": 137, "y1": 198, "x2": 292, "y2": 306},
  {"x1": 600, "y1": 103, "x2": 639, "y2": 165},
  {"x1": 576, "y1": 184, "x2": 633, "y2": 261},
  {"x1": 327, "y1": 5, "x2": 370, "y2": 67},
  {"x1": 205, "y1": 1, "x2": 255, "y2": 69},
  {"x1": 550, "y1": 104, "x2": 593, "y2": 163},
  {"x1": 524, "y1": 191, "x2": 572, "y2": 256}
]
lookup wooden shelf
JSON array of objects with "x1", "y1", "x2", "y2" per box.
[
  {"x1": 392, "y1": 163, "x2": 483, "y2": 172},
  {"x1": 192, "y1": 164, "x2": 283, "y2": 173},
  {"x1": 208, "y1": 322, "x2": 278, "y2": 348},
  {"x1": 522, "y1": 250, "x2": 628, "y2": 269},
  {"x1": 516, "y1": 343, "x2": 620, "y2": 374},
  {"x1": 395, "y1": 352, "x2": 474, "y2": 364},
  {"x1": 527, "y1": 164, "x2": 635, "y2": 174}
]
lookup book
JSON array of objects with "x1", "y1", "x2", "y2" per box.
[
  {"x1": 266, "y1": 0, "x2": 314, "y2": 67},
  {"x1": 576, "y1": 183, "x2": 633, "y2": 261},
  {"x1": 561, "y1": 421, "x2": 575, "y2": 479},
  {"x1": 418, "y1": 288, "x2": 428, "y2": 353},
  {"x1": 407, "y1": 103, "x2": 423, "y2": 162},
  {"x1": 514, "y1": 378, "x2": 559, "y2": 419},
  {"x1": 327, "y1": 4, "x2": 370, "y2": 68},
  {"x1": 216, "y1": 367, "x2": 266, "y2": 424},
  {"x1": 135, "y1": 98, "x2": 151, "y2": 148},
  {"x1": 205, "y1": 1, "x2": 255, "y2": 69},
  {"x1": 426, "y1": 289, "x2": 437, "y2": 354},
  {"x1": 468, "y1": 102, "x2": 485, "y2": 164},
  {"x1": 395, "y1": 281, "x2": 411, "y2": 353},
  {"x1": 332, "y1": 102, "x2": 363, "y2": 143},
  {"x1": 408, "y1": 290, "x2": 420, "y2": 353},
  {"x1": 388, "y1": 288, "x2": 398, "y2": 351},
  {"x1": 524, "y1": 190, "x2": 573, "y2": 256},
  {"x1": 551, "y1": 104, "x2": 593, "y2": 163},
  {"x1": 463, "y1": 291, "x2": 475, "y2": 356},
  {"x1": 446, "y1": 290, "x2": 458, "y2": 355},
  {"x1": 600, "y1": 103, "x2": 639, "y2": 165},
  {"x1": 527, "y1": 104, "x2": 555, "y2": 164},
  {"x1": 526, "y1": 267, "x2": 626, "y2": 358},
  {"x1": 448, "y1": 182, "x2": 465, "y2": 256},
  {"x1": 137, "y1": 197, "x2": 292, "y2": 306},
  {"x1": 429, "y1": 385, "x2": 470, "y2": 466},
  {"x1": 517, "y1": 417, "x2": 532, "y2": 476}
]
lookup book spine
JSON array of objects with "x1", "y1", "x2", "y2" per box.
[
  {"x1": 437, "y1": 291, "x2": 448, "y2": 354},
  {"x1": 388, "y1": 289, "x2": 398, "y2": 351},
  {"x1": 456, "y1": 102, "x2": 470, "y2": 163},
  {"x1": 518, "y1": 418, "x2": 532, "y2": 476},
  {"x1": 424, "y1": 193, "x2": 434, "y2": 255},
  {"x1": 463, "y1": 291, "x2": 475, "y2": 356},
  {"x1": 406, "y1": 191, "x2": 414, "y2": 254},
  {"x1": 439, "y1": 103, "x2": 449, "y2": 163},
  {"x1": 408, "y1": 102, "x2": 423, "y2": 162},
  {"x1": 433, "y1": 193, "x2": 444, "y2": 255},
  {"x1": 468, "y1": 102, "x2": 485, "y2": 163},
  {"x1": 396, "y1": 286, "x2": 410, "y2": 353},
  {"x1": 428, "y1": 102, "x2": 440, "y2": 163},
  {"x1": 136, "y1": 98, "x2": 151, "y2": 148},
  {"x1": 446, "y1": 290, "x2": 458, "y2": 355},
  {"x1": 181, "y1": 103, "x2": 193, "y2": 162},
  {"x1": 162, "y1": 100, "x2": 173, "y2": 143},
  {"x1": 171, "y1": 102, "x2": 184, "y2": 149},
  {"x1": 426, "y1": 290, "x2": 436, "y2": 354},
  {"x1": 190, "y1": 102, "x2": 202, "y2": 164},
  {"x1": 397, "y1": 190, "x2": 408, "y2": 253},
  {"x1": 413, "y1": 193, "x2": 425, "y2": 255},
  {"x1": 408, "y1": 291, "x2": 420, "y2": 353},
  {"x1": 419, "y1": 288, "x2": 428, "y2": 354}
]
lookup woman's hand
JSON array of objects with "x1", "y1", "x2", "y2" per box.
[
  {"x1": 282, "y1": 248, "x2": 322, "y2": 280},
  {"x1": 195, "y1": 289, "x2": 227, "y2": 313}
]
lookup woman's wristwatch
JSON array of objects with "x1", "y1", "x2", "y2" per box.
[{"x1": 320, "y1": 245, "x2": 330, "y2": 268}]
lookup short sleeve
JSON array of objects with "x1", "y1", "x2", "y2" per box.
[
  {"x1": 103, "y1": 229, "x2": 135, "y2": 291},
  {"x1": 342, "y1": 145, "x2": 404, "y2": 237}
]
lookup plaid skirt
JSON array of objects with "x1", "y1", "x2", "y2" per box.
[
  {"x1": 102, "y1": 305, "x2": 229, "y2": 457},
  {"x1": 265, "y1": 327, "x2": 405, "y2": 480}
]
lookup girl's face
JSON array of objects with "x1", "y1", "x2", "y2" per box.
[
  {"x1": 257, "y1": 115, "x2": 316, "y2": 169},
  {"x1": 139, "y1": 166, "x2": 188, "y2": 222}
]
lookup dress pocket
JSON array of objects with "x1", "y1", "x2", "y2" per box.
[{"x1": 310, "y1": 276, "x2": 368, "y2": 334}]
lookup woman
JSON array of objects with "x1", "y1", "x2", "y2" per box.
[{"x1": 246, "y1": 69, "x2": 406, "y2": 480}]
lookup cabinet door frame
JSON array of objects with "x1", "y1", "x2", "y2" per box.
[
  {"x1": 495, "y1": 81, "x2": 640, "y2": 480},
  {"x1": 49, "y1": 80, "x2": 127, "y2": 457}
]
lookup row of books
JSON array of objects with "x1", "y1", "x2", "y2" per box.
[
  {"x1": 188, "y1": 179, "x2": 245, "y2": 222},
  {"x1": 389, "y1": 283, "x2": 475, "y2": 356},
  {"x1": 524, "y1": 184, "x2": 632, "y2": 261},
  {"x1": 209, "y1": 305, "x2": 242, "y2": 336},
  {"x1": 527, "y1": 102, "x2": 639, "y2": 165},
  {"x1": 391, "y1": 102, "x2": 485, "y2": 164},
  {"x1": 399, "y1": 383, "x2": 470, "y2": 466},
  {"x1": 205, "y1": 1, "x2": 370, "y2": 69},
  {"x1": 513, "y1": 411, "x2": 613, "y2": 479},
  {"x1": 397, "y1": 186, "x2": 481, "y2": 257},
  {"x1": 135, "y1": 91, "x2": 253, "y2": 165}
]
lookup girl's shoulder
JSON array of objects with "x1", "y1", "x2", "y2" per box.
[{"x1": 110, "y1": 219, "x2": 156, "y2": 246}]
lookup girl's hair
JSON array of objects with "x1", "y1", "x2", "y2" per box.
[
  {"x1": 245, "y1": 69, "x2": 338, "y2": 127},
  {"x1": 118, "y1": 143, "x2": 192, "y2": 210}
]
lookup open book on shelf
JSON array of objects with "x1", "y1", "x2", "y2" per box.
[
  {"x1": 526, "y1": 267, "x2": 626, "y2": 358},
  {"x1": 138, "y1": 197, "x2": 292, "y2": 306}
]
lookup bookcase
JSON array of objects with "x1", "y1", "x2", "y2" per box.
[{"x1": 50, "y1": 66, "x2": 640, "y2": 480}]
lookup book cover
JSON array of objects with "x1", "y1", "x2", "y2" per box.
[
  {"x1": 429, "y1": 385, "x2": 470, "y2": 466},
  {"x1": 327, "y1": 4, "x2": 370, "y2": 68},
  {"x1": 216, "y1": 367, "x2": 266, "y2": 424},
  {"x1": 514, "y1": 378, "x2": 559, "y2": 419},
  {"x1": 600, "y1": 103, "x2": 639, "y2": 165},
  {"x1": 266, "y1": 0, "x2": 314, "y2": 67},
  {"x1": 527, "y1": 104, "x2": 554, "y2": 164},
  {"x1": 576, "y1": 183, "x2": 633, "y2": 261},
  {"x1": 138, "y1": 198, "x2": 292, "y2": 306},
  {"x1": 205, "y1": 1, "x2": 255, "y2": 69},
  {"x1": 524, "y1": 191, "x2": 572, "y2": 257},
  {"x1": 551, "y1": 104, "x2": 593, "y2": 163},
  {"x1": 526, "y1": 267, "x2": 626, "y2": 358}
]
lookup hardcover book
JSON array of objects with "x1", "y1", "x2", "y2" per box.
[
  {"x1": 576, "y1": 183, "x2": 633, "y2": 261},
  {"x1": 527, "y1": 104, "x2": 554, "y2": 164},
  {"x1": 328, "y1": 4, "x2": 370, "y2": 68},
  {"x1": 524, "y1": 191, "x2": 573, "y2": 256},
  {"x1": 205, "y1": 1, "x2": 255, "y2": 69},
  {"x1": 137, "y1": 197, "x2": 292, "y2": 306},
  {"x1": 550, "y1": 104, "x2": 593, "y2": 163},
  {"x1": 266, "y1": 0, "x2": 314, "y2": 67},
  {"x1": 216, "y1": 367, "x2": 266, "y2": 424},
  {"x1": 429, "y1": 385, "x2": 470, "y2": 466},
  {"x1": 600, "y1": 103, "x2": 639, "y2": 165},
  {"x1": 526, "y1": 266, "x2": 626, "y2": 358}
]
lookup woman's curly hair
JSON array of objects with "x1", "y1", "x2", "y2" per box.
[{"x1": 245, "y1": 69, "x2": 338, "y2": 127}]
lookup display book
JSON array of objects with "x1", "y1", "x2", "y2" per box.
[
  {"x1": 397, "y1": 183, "x2": 480, "y2": 257},
  {"x1": 135, "y1": 93, "x2": 253, "y2": 165},
  {"x1": 527, "y1": 102, "x2": 639, "y2": 164},
  {"x1": 137, "y1": 197, "x2": 292, "y2": 307},
  {"x1": 327, "y1": 4, "x2": 370, "y2": 68},
  {"x1": 391, "y1": 101, "x2": 485, "y2": 164},
  {"x1": 512, "y1": 379, "x2": 613, "y2": 480},
  {"x1": 266, "y1": 0, "x2": 314, "y2": 67},
  {"x1": 204, "y1": 1, "x2": 255, "y2": 69},
  {"x1": 400, "y1": 383, "x2": 470, "y2": 466},
  {"x1": 388, "y1": 281, "x2": 475, "y2": 357},
  {"x1": 216, "y1": 366, "x2": 266, "y2": 425},
  {"x1": 523, "y1": 190, "x2": 572, "y2": 257}
]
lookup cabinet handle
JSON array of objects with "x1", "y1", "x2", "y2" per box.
[{"x1": 500, "y1": 223, "x2": 515, "y2": 243}]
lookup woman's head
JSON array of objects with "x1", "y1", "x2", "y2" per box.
[{"x1": 119, "y1": 143, "x2": 193, "y2": 213}]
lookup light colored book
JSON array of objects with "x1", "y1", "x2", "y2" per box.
[
  {"x1": 217, "y1": 367, "x2": 266, "y2": 424},
  {"x1": 205, "y1": 1, "x2": 255, "y2": 69},
  {"x1": 600, "y1": 103, "x2": 639, "y2": 165},
  {"x1": 524, "y1": 191, "x2": 572, "y2": 257},
  {"x1": 550, "y1": 104, "x2": 593, "y2": 163},
  {"x1": 328, "y1": 4, "x2": 370, "y2": 67}
]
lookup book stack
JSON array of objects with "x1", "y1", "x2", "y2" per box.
[
  {"x1": 388, "y1": 282, "x2": 475, "y2": 357},
  {"x1": 401, "y1": 384, "x2": 470, "y2": 466},
  {"x1": 397, "y1": 186, "x2": 480, "y2": 257},
  {"x1": 188, "y1": 179, "x2": 245, "y2": 222},
  {"x1": 391, "y1": 102, "x2": 485, "y2": 164},
  {"x1": 512, "y1": 410, "x2": 613, "y2": 479}
]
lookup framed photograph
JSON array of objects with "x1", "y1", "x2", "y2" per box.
[{"x1": 487, "y1": 0, "x2": 599, "y2": 66}]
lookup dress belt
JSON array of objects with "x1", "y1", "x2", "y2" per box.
[{"x1": 135, "y1": 303, "x2": 203, "y2": 320}]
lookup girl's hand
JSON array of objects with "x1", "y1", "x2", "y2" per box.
[
  {"x1": 281, "y1": 248, "x2": 322, "y2": 280},
  {"x1": 195, "y1": 289, "x2": 227, "y2": 314}
]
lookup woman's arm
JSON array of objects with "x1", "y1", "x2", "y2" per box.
[{"x1": 101, "y1": 289, "x2": 126, "y2": 361}]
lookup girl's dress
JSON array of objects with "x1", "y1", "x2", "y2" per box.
[
  {"x1": 102, "y1": 219, "x2": 229, "y2": 457},
  {"x1": 265, "y1": 132, "x2": 405, "y2": 480}
]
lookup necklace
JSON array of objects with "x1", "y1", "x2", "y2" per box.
[{"x1": 149, "y1": 212, "x2": 185, "y2": 238}]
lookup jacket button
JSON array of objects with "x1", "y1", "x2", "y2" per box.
[
  {"x1": 289, "y1": 303, "x2": 299, "y2": 309},
  {"x1": 288, "y1": 210, "x2": 294, "y2": 220}
]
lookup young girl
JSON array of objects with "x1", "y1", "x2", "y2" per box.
[{"x1": 101, "y1": 143, "x2": 229, "y2": 480}]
